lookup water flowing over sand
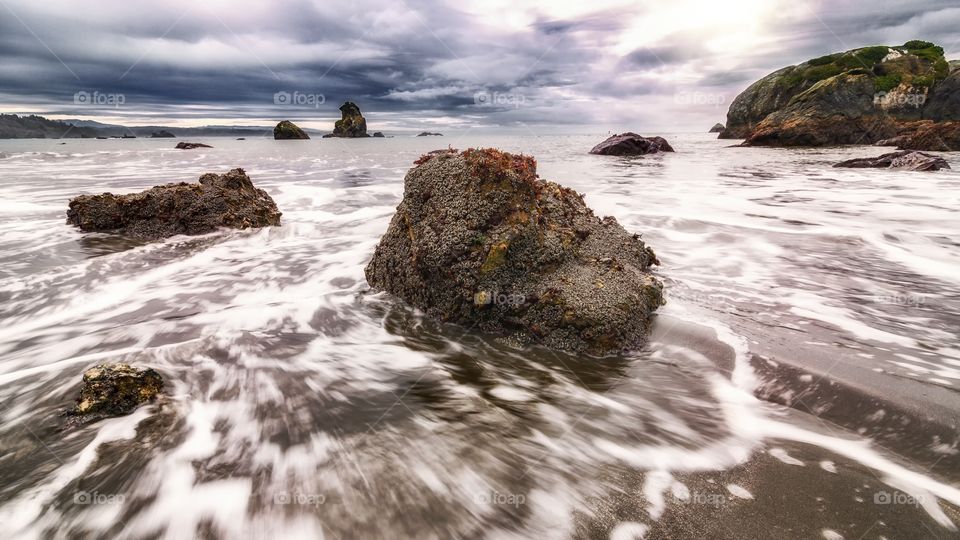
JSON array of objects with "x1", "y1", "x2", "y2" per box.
[{"x1": 0, "y1": 134, "x2": 958, "y2": 538}]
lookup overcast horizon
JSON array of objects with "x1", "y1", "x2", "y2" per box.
[{"x1": 1, "y1": 0, "x2": 958, "y2": 132}]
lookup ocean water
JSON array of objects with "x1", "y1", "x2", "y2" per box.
[{"x1": 0, "y1": 134, "x2": 958, "y2": 539}]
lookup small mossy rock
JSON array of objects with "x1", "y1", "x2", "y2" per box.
[
  {"x1": 331, "y1": 102, "x2": 369, "y2": 138},
  {"x1": 709, "y1": 123, "x2": 725, "y2": 133},
  {"x1": 365, "y1": 148, "x2": 664, "y2": 355},
  {"x1": 834, "y1": 150, "x2": 950, "y2": 171},
  {"x1": 372, "y1": 132, "x2": 385, "y2": 137},
  {"x1": 72, "y1": 363, "x2": 163, "y2": 419},
  {"x1": 175, "y1": 142, "x2": 212, "y2": 149},
  {"x1": 66, "y1": 168, "x2": 282, "y2": 240},
  {"x1": 274, "y1": 120, "x2": 310, "y2": 140},
  {"x1": 589, "y1": 133, "x2": 675, "y2": 156}
]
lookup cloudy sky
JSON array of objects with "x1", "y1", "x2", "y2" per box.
[{"x1": 0, "y1": 0, "x2": 957, "y2": 132}]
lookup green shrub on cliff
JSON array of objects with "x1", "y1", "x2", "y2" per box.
[
  {"x1": 903, "y1": 40, "x2": 936, "y2": 50},
  {"x1": 874, "y1": 74, "x2": 902, "y2": 92}
]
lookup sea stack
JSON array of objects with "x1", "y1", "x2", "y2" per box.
[
  {"x1": 365, "y1": 148, "x2": 664, "y2": 354},
  {"x1": 325, "y1": 102, "x2": 369, "y2": 138},
  {"x1": 274, "y1": 120, "x2": 310, "y2": 140}
]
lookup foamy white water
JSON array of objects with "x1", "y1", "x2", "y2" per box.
[{"x1": 0, "y1": 134, "x2": 957, "y2": 538}]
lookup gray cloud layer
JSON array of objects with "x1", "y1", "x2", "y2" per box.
[{"x1": 0, "y1": 0, "x2": 956, "y2": 131}]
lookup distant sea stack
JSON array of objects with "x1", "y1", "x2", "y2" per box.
[
  {"x1": 417, "y1": 132, "x2": 443, "y2": 137},
  {"x1": 709, "y1": 123, "x2": 725, "y2": 133},
  {"x1": 151, "y1": 130, "x2": 175, "y2": 138},
  {"x1": 722, "y1": 41, "x2": 960, "y2": 149},
  {"x1": 323, "y1": 102, "x2": 369, "y2": 138},
  {"x1": 175, "y1": 142, "x2": 212, "y2": 150},
  {"x1": 274, "y1": 120, "x2": 310, "y2": 140}
]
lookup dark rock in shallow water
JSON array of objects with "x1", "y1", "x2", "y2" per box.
[
  {"x1": 589, "y1": 133, "x2": 675, "y2": 155},
  {"x1": 274, "y1": 120, "x2": 310, "y2": 140},
  {"x1": 329, "y1": 102, "x2": 369, "y2": 138},
  {"x1": 175, "y1": 141, "x2": 212, "y2": 149},
  {"x1": 66, "y1": 168, "x2": 282, "y2": 240},
  {"x1": 834, "y1": 150, "x2": 950, "y2": 171},
  {"x1": 417, "y1": 131, "x2": 443, "y2": 136},
  {"x1": 365, "y1": 148, "x2": 664, "y2": 354},
  {"x1": 372, "y1": 132, "x2": 385, "y2": 137},
  {"x1": 709, "y1": 123, "x2": 725, "y2": 133},
  {"x1": 151, "y1": 130, "x2": 175, "y2": 138},
  {"x1": 69, "y1": 363, "x2": 163, "y2": 421}
]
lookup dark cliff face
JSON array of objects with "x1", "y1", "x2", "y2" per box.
[
  {"x1": 923, "y1": 62, "x2": 960, "y2": 121},
  {"x1": 721, "y1": 41, "x2": 954, "y2": 145}
]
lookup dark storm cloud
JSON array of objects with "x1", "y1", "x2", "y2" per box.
[{"x1": 0, "y1": 0, "x2": 953, "y2": 130}]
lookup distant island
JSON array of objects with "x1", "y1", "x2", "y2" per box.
[{"x1": 0, "y1": 114, "x2": 276, "y2": 139}]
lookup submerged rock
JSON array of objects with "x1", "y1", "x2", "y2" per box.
[
  {"x1": 329, "y1": 101, "x2": 369, "y2": 138},
  {"x1": 589, "y1": 133, "x2": 674, "y2": 156},
  {"x1": 372, "y1": 131, "x2": 385, "y2": 137},
  {"x1": 709, "y1": 123, "x2": 725, "y2": 133},
  {"x1": 834, "y1": 150, "x2": 950, "y2": 171},
  {"x1": 66, "y1": 168, "x2": 282, "y2": 240},
  {"x1": 274, "y1": 120, "x2": 310, "y2": 140},
  {"x1": 876, "y1": 120, "x2": 960, "y2": 151},
  {"x1": 70, "y1": 363, "x2": 163, "y2": 420},
  {"x1": 175, "y1": 141, "x2": 212, "y2": 149},
  {"x1": 365, "y1": 148, "x2": 664, "y2": 354}
]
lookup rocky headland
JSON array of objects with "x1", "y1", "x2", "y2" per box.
[{"x1": 721, "y1": 41, "x2": 959, "y2": 149}]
